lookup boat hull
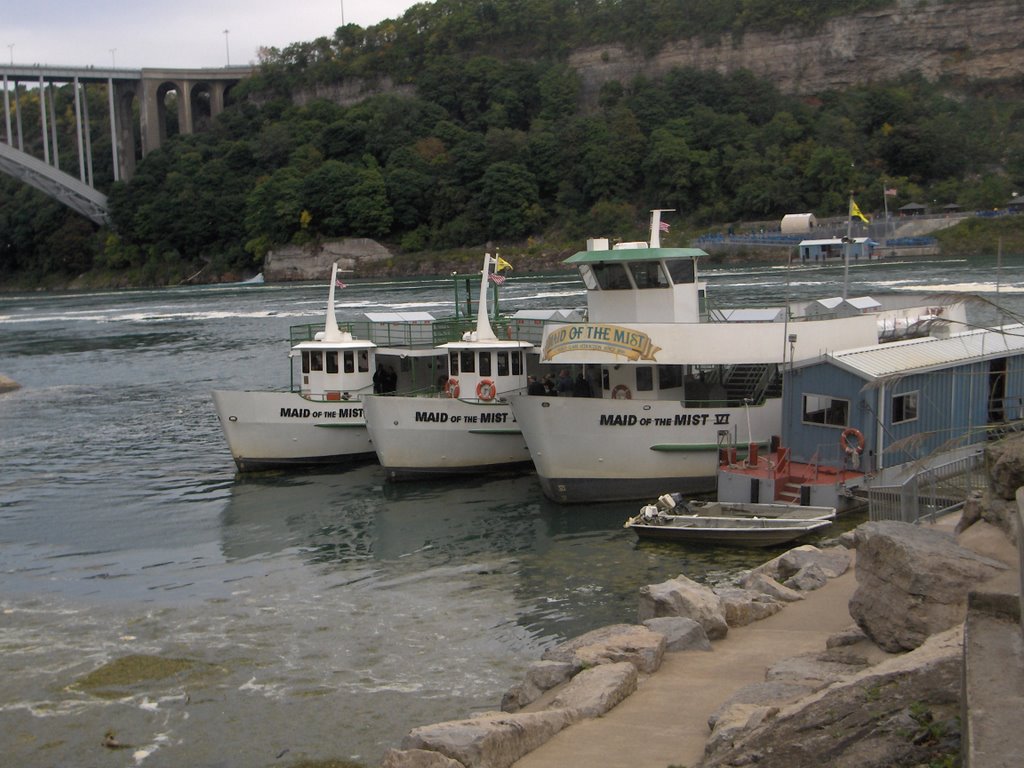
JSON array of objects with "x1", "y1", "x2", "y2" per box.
[
  {"x1": 362, "y1": 394, "x2": 533, "y2": 479},
  {"x1": 509, "y1": 394, "x2": 783, "y2": 503},
  {"x1": 626, "y1": 516, "x2": 833, "y2": 547},
  {"x1": 212, "y1": 390, "x2": 373, "y2": 471}
]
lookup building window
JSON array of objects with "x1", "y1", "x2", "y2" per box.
[
  {"x1": 802, "y1": 393, "x2": 849, "y2": 427},
  {"x1": 892, "y1": 392, "x2": 918, "y2": 424}
]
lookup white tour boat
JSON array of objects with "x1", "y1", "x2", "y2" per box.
[
  {"x1": 361, "y1": 254, "x2": 537, "y2": 479},
  {"x1": 508, "y1": 211, "x2": 966, "y2": 503},
  {"x1": 212, "y1": 264, "x2": 381, "y2": 470}
]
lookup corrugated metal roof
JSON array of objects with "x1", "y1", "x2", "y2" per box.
[{"x1": 828, "y1": 324, "x2": 1024, "y2": 380}]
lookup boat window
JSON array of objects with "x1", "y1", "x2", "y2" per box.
[
  {"x1": 628, "y1": 261, "x2": 669, "y2": 289},
  {"x1": 658, "y1": 365, "x2": 684, "y2": 390},
  {"x1": 666, "y1": 259, "x2": 695, "y2": 285},
  {"x1": 479, "y1": 351, "x2": 492, "y2": 377},
  {"x1": 636, "y1": 366, "x2": 654, "y2": 391},
  {"x1": 343, "y1": 351, "x2": 355, "y2": 373},
  {"x1": 892, "y1": 391, "x2": 918, "y2": 424},
  {"x1": 497, "y1": 352, "x2": 509, "y2": 376},
  {"x1": 511, "y1": 351, "x2": 523, "y2": 375},
  {"x1": 602, "y1": 368, "x2": 610, "y2": 391},
  {"x1": 359, "y1": 351, "x2": 369, "y2": 373},
  {"x1": 310, "y1": 351, "x2": 323, "y2": 372},
  {"x1": 591, "y1": 263, "x2": 632, "y2": 290},
  {"x1": 802, "y1": 394, "x2": 849, "y2": 427},
  {"x1": 449, "y1": 350, "x2": 459, "y2": 375},
  {"x1": 302, "y1": 351, "x2": 310, "y2": 374},
  {"x1": 577, "y1": 265, "x2": 599, "y2": 291},
  {"x1": 326, "y1": 351, "x2": 339, "y2": 374},
  {"x1": 460, "y1": 350, "x2": 475, "y2": 373}
]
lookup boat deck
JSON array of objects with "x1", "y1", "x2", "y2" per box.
[{"x1": 723, "y1": 458, "x2": 864, "y2": 487}]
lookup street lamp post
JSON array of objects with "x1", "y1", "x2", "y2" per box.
[
  {"x1": 109, "y1": 48, "x2": 116, "y2": 67},
  {"x1": 223, "y1": 29, "x2": 230, "y2": 66},
  {"x1": 7, "y1": 44, "x2": 13, "y2": 65}
]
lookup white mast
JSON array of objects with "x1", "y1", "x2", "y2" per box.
[
  {"x1": 472, "y1": 253, "x2": 499, "y2": 342},
  {"x1": 648, "y1": 208, "x2": 675, "y2": 248},
  {"x1": 321, "y1": 262, "x2": 349, "y2": 342}
]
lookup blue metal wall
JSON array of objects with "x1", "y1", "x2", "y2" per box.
[{"x1": 781, "y1": 352, "x2": 1024, "y2": 472}]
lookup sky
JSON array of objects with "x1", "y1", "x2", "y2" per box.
[{"x1": 6, "y1": 1, "x2": 425, "y2": 70}]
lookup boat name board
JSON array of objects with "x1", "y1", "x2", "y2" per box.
[
  {"x1": 280, "y1": 407, "x2": 363, "y2": 419},
  {"x1": 543, "y1": 324, "x2": 661, "y2": 362},
  {"x1": 599, "y1": 413, "x2": 730, "y2": 427},
  {"x1": 415, "y1": 411, "x2": 512, "y2": 424}
]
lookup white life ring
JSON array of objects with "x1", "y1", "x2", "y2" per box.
[
  {"x1": 444, "y1": 377, "x2": 460, "y2": 398},
  {"x1": 476, "y1": 378, "x2": 496, "y2": 401},
  {"x1": 611, "y1": 384, "x2": 632, "y2": 400},
  {"x1": 840, "y1": 427, "x2": 865, "y2": 455}
]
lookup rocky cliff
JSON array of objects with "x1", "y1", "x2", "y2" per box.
[{"x1": 568, "y1": 0, "x2": 1024, "y2": 104}]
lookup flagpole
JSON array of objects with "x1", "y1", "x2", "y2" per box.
[
  {"x1": 844, "y1": 195, "x2": 853, "y2": 300},
  {"x1": 882, "y1": 182, "x2": 890, "y2": 244}
]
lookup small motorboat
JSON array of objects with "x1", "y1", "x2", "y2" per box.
[{"x1": 623, "y1": 493, "x2": 835, "y2": 547}]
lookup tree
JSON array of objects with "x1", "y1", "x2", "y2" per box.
[{"x1": 480, "y1": 161, "x2": 542, "y2": 239}]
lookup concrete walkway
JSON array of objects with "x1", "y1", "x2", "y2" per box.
[{"x1": 513, "y1": 565, "x2": 860, "y2": 768}]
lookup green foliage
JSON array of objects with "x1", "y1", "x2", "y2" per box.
[{"x1": 6, "y1": 0, "x2": 1024, "y2": 285}]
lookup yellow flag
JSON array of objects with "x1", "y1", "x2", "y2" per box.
[
  {"x1": 850, "y1": 199, "x2": 870, "y2": 223},
  {"x1": 496, "y1": 256, "x2": 513, "y2": 272}
]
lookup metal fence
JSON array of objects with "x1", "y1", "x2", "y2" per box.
[{"x1": 867, "y1": 450, "x2": 986, "y2": 524}]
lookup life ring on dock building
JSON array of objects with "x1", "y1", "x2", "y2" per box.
[
  {"x1": 476, "y1": 379, "x2": 496, "y2": 401},
  {"x1": 445, "y1": 377, "x2": 460, "y2": 398},
  {"x1": 840, "y1": 427, "x2": 865, "y2": 455},
  {"x1": 611, "y1": 384, "x2": 632, "y2": 400}
]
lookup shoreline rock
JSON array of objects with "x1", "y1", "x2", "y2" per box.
[{"x1": 381, "y1": 467, "x2": 1021, "y2": 768}]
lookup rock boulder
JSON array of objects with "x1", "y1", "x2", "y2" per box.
[
  {"x1": 637, "y1": 574, "x2": 728, "y2": 639},
  {"x1": 401, "y1": 710, "x2": 572, "y2": 768},
  {"x1": 540, "y1": 623, "x2": 665, "y2": 673},
  {"x1": 850, "y1": 520, "x2": 1008, "y2": 651}
]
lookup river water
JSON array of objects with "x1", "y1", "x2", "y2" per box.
[{"x1": 1, "y1": 255, "x2": 1022, "y2": 767}]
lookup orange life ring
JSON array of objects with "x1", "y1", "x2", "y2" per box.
[
  {"x1": 444, "y1": 377, "x2": 460, "y2": 398},
  {"x1": 611, "y1": 384, "x2": 632, "y2": 400},
  {"x1": 476, "y1": 378, "x2": 496, "y2": 401},
  {"x1": 840, "y1": 427, "x2": 865, "y2": 455}
]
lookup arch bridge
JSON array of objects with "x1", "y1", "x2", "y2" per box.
[{"x1": 0, "y1": 64, "x2": 252, "y2": 224}]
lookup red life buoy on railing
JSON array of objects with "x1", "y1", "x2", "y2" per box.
[
  {"x1": 611, "y1": 384, "x2": 632, "y2": 400},
  {"x1": 840, "y1": 427, "x2": 865, "y2": 455},
  {"x1": 444, "y1": 377, "x2": 460, "y2": 398},
  {"x1": 476, "y1": 378, "x2": 496, "y2": 401}
]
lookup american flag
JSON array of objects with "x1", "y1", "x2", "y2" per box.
[
  {"x1": 335, "y1": 279, "x2": 347, "y2": 288},
  {"x1": 488, "y1": 272, "x2": 505, "y2": 285},
  {"x1": 659, "y1": 220, "x2": 670, "y2": 232},
  {"x1": 884, "y1": 188, "x2": 897, "y2": 196}
]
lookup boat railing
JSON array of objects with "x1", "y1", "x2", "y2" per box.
[
  {"x1": 289, "y1": 317, "x2": 535, "y2": 348},
  {"x1": 867, "y1": 450, "x2": 986, "y2": 524}
]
